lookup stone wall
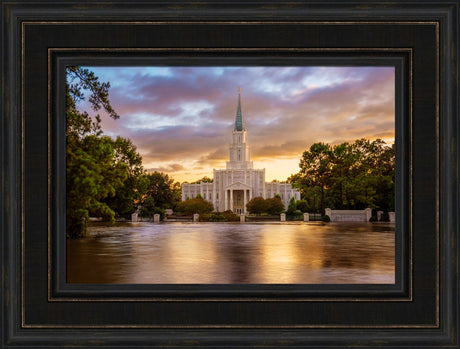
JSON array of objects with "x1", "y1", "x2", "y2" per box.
[{"x1": 325, "y1": 208, "x2": 372, "y2": 222}]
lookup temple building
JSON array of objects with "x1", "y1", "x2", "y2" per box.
[{"x1": 181, "y1": 88, "x2": 301, "y2": 214}]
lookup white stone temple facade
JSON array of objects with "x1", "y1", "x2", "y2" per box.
[{"x1": 181, "y1": 89, "x2": 300, "y2": 214}]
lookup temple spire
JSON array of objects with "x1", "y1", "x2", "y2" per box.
[{"x1": 234, "y1": 87, "x2": 244, "y2": 131}]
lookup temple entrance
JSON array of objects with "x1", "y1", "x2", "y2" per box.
[
  {"x1": 224, "y1": 186, "x2": 252, "y2": 214},
  {"x1": 232, "y1": 190, "x2": 244, "y2": 214}
]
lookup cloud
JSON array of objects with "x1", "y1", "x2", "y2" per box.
[
  {"x1": 197, "y1": 148, "x2": 228, "y2": 165},
  {"x1": 147, "y1": 163, "x2": 185, "y2": 173},
  {"x1": 253, "y1": 140, "x2": 307, "y2": 159}
]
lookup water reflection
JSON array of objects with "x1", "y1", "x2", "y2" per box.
[{"x1": 67, "y1": 222, "x2": 395, "y2": 284}]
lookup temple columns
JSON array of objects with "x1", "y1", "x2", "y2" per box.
[{"x1": 230, "y1": 190, "x2": 233, "y2": 212}]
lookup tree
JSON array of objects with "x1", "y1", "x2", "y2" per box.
[
  {"x1": 344, "y1": 138, "x2": 394, "y2": 210},
  {"x1": 66, "y1": 66, "x2": 119, "y2": 142},
  {"x1": 67, "y1": 135, "x2": 132, "y2": 233},
  {"x1": 289, "y1": 139, "x2": 394, "y2": 213},
  {"x1": 102, "y1": 137, "x2": 147, "y2": 218},
  {"x1": 266, "y1": 197, "x2": 285, "y2": 215},
  {"x1": 145, "y1": 172, "x2": 181, "y2": 209},
  {"x1": 172, "y1": 181, "x2": 182, "y2": 205},
  {"x1": 246, "y1": 197, "x2": 268, "y2": 214},
  {"x1": 190, "y1": 176, "x2": 213, "y2": 184},
  {"x1": 67, "y1": 136, "x2": 119, "y2": 236},
  {"x1": 66, "y1": 67, "x2": 151, "y2": 237},
  {"x1": 290, "y1": 142, "x2": 332, "y2": 212},
  {"x1": 175, "y1": 197, "x2": 214, "y2": 214},
  {"x1": 67, "y1": 67, "x2": 119, "y2": 118},
  {"x1": 357, "y1": 139, "x2": 395, "y2": 211},
  {"x1": 66, "y1": 67, "x2": 123, "y2": 238},
  {"x1": 287, "y1": 196, "x2": 297, "y2": 215},
  {"x1": 140, "y1": 196, "x2": 165, "y2": 220}
]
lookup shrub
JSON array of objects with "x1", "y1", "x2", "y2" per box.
[
  {"x1": 369, "y1": 216, "x2": 377, "y2": 222},
  {"x1": 246, "y1": 196, "x2": 284, "y2": 215},
  {"x1": 200, "y1": 213, "x2": 221, "y2": 222},
  {"x1": 322, "y1": 215, "x2": 331, "y2": 222},
  {"x1": 287, "y1": 196, "x2": 297, "y2": 215},
  {"x1": 175, "y1": 197, "x2": 214, "y2": 215},
  {"x1": 266, "y1": 197, "x2": 285, "y2": 215},
  {"x1": 199, "y1": 210, "x2": 240, "y2": 222},
  {"x1": 296, "y1": 199, "x2": 309, "y2": 213},
  {"x1": 222, "y1": 210, "x2": 240, "y2": 221},
  {"x1": 246, "y1": 197, "x2": 268, "y2": 214},
  {"x1": 151, "y1": 207, "x2": 165, "y2": 220}
]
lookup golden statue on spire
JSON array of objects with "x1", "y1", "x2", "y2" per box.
[{"x1": 238, "y1": 86, "x2": 241, "y2": 94}]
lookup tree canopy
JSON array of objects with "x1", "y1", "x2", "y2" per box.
[
  {"x1": 145, "y1": 172, "x2": 181, "y2": 209},
  {"x1": 289, "y1": 138, "x2": 394, "y2": 213},
  {"x1": 190, "y1": 176, "x2": 213, "y2": 184}
]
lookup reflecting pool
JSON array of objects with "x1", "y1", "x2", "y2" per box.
[{"x1": 67, "y1": 222, "x2": 395, "y2": 284}]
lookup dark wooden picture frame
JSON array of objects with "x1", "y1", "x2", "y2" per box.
[
  {"x1": 1, "y1": 1, "x2": 458, "y2": 348},
  {"x1": 59, "y1": 54, "x2": 402, "y2": 294}
]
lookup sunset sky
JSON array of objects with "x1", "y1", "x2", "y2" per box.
[{"x1": 76, "y1": 66, "x2": 395, "y2": 183}]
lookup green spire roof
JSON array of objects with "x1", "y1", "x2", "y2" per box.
[{"x1": 234, "y1": 87, "x2": 245, "y2": 131}]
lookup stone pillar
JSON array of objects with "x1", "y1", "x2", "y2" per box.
[
  {"x1": 280, "y1": 213, "x2": 286, "y2": 222},
  {"x1": 389, "y1": 212, "x2": 395, "y2": 222},
  {"x1": 153, "y1": 214, "x2": 160, "y2": 223},
  {"x1": 243, "y1": 189, "x2": 247, "y2": 214},
  {"x1": 284, "y1": 186, "x2": 287, "y2": 208},
  {"x1": 325, "y1": 208, "x2": 332, "y2": 219},
  {"x1": 225, "y1": 190, "x2": 228, "y2": 211},
  {"x1": 263, "y1": 169, "x2": 266, "y2": 198},
  {"x1": 365, "y1": 208, "x2": 372, "y2": 222},
  {"x1": 212, "y1": 170, "x2": 216, "y2": 208},
  {"x1": 377, "y1": 211, "x2": 383, "y2": 221},
  {"x1": 193, "y1": 213, "x2": 199, "y2": 222},
  {"x1": 230, "y1": 190, "x2": 233, "y2": 212},
  {"x1": 131, "y1": 213, "x2": 138, "y2": 222},
  {"x1": 303, "y1": 213, "x2": 309, "y2": 222},
  {"x1": 240, "y1": 214, "x2": 245, "y2": 223}
]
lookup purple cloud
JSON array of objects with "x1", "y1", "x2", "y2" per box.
[{"x1": 76, "y1": 66, "x2": 395, "y2": 181}]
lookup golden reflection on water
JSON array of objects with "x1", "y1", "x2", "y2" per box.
[{"x1": 67, "y1": 222, "x2": 395, "y2": 284}]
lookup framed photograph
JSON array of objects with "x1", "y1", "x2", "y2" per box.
[
  {"x1": 2, "y1": 1, "x2": 458, "y2": 348},
  {"x1": 65, "y1": 64, "x2": 397, "y2": 286}
]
